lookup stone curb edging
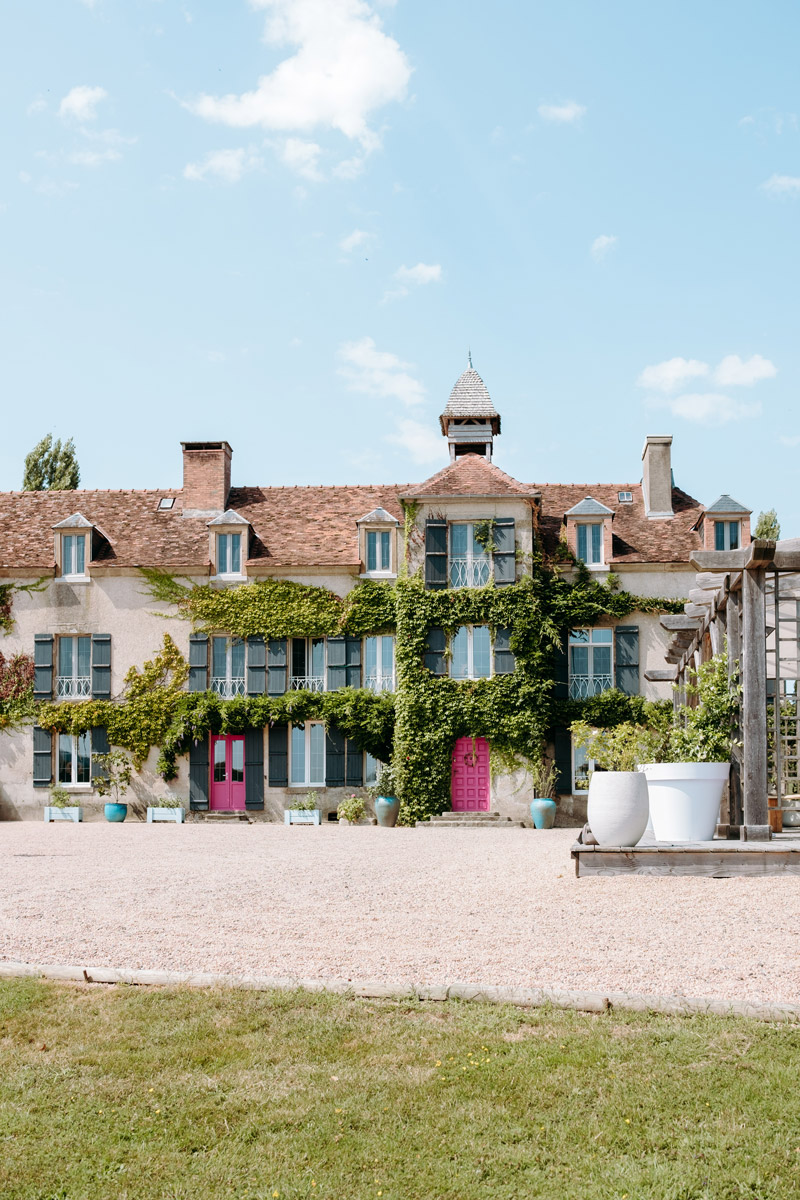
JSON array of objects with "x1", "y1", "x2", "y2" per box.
[{"x1": 0, "y1": 960, "x2": 797, "y2": 1024}]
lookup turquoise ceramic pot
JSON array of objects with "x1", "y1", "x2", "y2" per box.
[
  {"x1": 374, "y1": 795, "x2": 400, "y2": 828},
  {"x1": 529, "y1": 799, "x2": 556, "y2": 830},
  {"x1": 104, "y1": 803, "x2": 128, "y2": 823}
]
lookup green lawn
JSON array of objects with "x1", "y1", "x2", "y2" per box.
[{"x1": 1, "y1": 980, "x2": 799, "y2": 1199}]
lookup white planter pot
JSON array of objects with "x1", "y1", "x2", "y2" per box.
[
  {"x1": 639, "y1": 763, "x2": 729, "y2": 843},
  {"x1": 147, "y1": 807, "x2": 185, "y2": 823},
  {"x1": 44, "y1": 806, "x2": 82, "y2": 823},
  {"x1": 284, "y1": 809, "x2": 321, "y2": 825},
  {"x1": 587, "y1": 771, "x2": 649, "y2": 848}
]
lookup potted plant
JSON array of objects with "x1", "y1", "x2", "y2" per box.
[
  {"x1": 44, "y1": 786, "x2": 83, "y2": 823},
  {"x1": 92, "y1": 750, "x2": 133, "y2": 823},
  {"x1": 368, "y1": 763, "x2": 400, "y2": 828},
  {"x1": 285, "y1": 790, "x2": 322, "y2": 825},
  {"x1": 527, "y1": 755, "x2": 559, "y2": 829},
  {"x1": 337, "y1": 794, "x2": 366, "y2": 826},
  {"x1": 147, "y1": 796, "x2": 186, "y2": 823},
  {"x1": 570, "y1": 720, "x2": 651, "y2": 848}
]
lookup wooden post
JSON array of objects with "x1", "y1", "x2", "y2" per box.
[
  {"x1": 727, "y1": 588, "x2": 743, "y2": 830},
  {"x1": 742, "y1": 567, "x2": 770, "y2": 839}
]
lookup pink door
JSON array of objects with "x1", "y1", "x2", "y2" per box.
[
  {"x1": 451, "y1": 737, "x2": 491, "y2": 812},
  {"x1": 210, "y1": 735, "x2": 246, "y2": 810}
]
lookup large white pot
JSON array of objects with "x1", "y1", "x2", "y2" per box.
[
  {"x1": 587, "y1": 771, "x2": 649, "y2": 848},
  {"x1": 639, "y1": 763, "x2": 729, "y2": 843}
]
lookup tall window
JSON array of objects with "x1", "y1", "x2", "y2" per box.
[
  {"x1": 57, "y1": 636, "x2": 91, "y2": 699},
  {"x1": 216, "y1": 533, "x2": 242, "y2": 576},
  {"x1": 366, "y1": 530, "x2": 391, "y2": 573},
  {"x1": 714, "y1": 521, "x2": 740, "y2": 551},
  {"x1": 573, "y1": 743, "x2": 597, "y2": 792},
  {"x1": 569, "y1": 629, "x2": 613, "y2": 698},
  {"x1": 290, "y1": 722, "x2": 325, "y2": 786},
  {"x1": 364, "y1": 636, "x2": 394, "y2": 692},
  {"x1": 576, "y1": 524, "x2": 603, "y2": 565},
  {"x1": 58, "y1": 732, "x2": 91, "y2": 785},
  {"x1": 451, "y1": 626, "x2": 491, "y2": 679},
  {"x1": 365, "y1": 752, "x2": 382, "y2": 786},
  {"x1": 449, "y1": 524, "x2": 490, "y2": 588},
  {"x1": 62, "y1": 534, "x2": 87, "y2": 578},
  {"x1": 290, "y1": 637, "x2": 326, "y2": 691},
  {"x1": 211, "y1": 636, "x2": 246, "y2": 697}
]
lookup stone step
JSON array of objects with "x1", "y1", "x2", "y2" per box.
[
  {"x1": 188, "y1": 811, "x2": 253, "y2": 823},
  {"x1": 430, "y1": 811, "x2": 503, "y2": 821},
  {"x1": 418, "y1": 813, "x2": 520, "y2": 828}
]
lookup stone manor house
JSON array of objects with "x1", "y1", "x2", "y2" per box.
[{"x1": 0, "y1": 364, "x2": 753, "y2": 822}]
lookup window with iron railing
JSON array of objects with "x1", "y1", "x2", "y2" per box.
[
  {"x1": 290, "y1": 637, "x2": 326, "y2": 692},
  {"x1": 569, "y1": 628, "x2": 613, "y2": 699},
  {"x1": 211, "y1": 636, "x2": 246, "y2": 697},
  {"x1": 57, "y1": 636, "x2": 92, "y2": 699},
  {"x1": 449, "y1": 523, "x2": 491, "y2": 588},
  {"x1": 364, "y1": 635, "x2": 395, "y2": 692}
]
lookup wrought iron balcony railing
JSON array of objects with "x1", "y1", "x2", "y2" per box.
[
  {"x1": 56, "y1": 676, "x2": 92, "y2": 699},
  {"x1": 365, "y1": 673, "x2": 395, "y2": 694},
  {"x1": 569, "y1": 674, "x2": 613, "y2": 700},
  {"x1": 448, "y1": 557, "x2": 491, "y2": 588},
  {"x1": 211, "y1": 677, "x2": 246, "y2": 698},
  {"x1": 289, "y1": 675, "x2": 325, "y2": 692}
]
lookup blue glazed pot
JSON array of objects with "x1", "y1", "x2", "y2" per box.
[
  {"x1": 104, "y1": 802, "x2": 128, "y2": 823},
  {"x1": 375, "y1": 795, "x2": 400, "y2": 828},
  {"x1": 530, "y1": 799, "x2": 556, "y2": 830}
]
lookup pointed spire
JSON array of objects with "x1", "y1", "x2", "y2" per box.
[{"x1": 468, "y1": 347, "x2": 473, "y2": 369}]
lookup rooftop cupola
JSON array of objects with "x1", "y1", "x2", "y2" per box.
[{"x1": 439, "y1": 355, "x2": 500, "y2": 461}]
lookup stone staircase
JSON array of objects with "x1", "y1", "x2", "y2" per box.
[
  {"x1": 187, "y1": 810, "x2": 254, "y2": 824},
  {"x1": 416, "y1": 811, "x2": 522, "y2": 829}
]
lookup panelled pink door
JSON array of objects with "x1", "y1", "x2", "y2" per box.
[
  {"x1": 210, "y1": 734, "x2": 246, "y2": 810},
  {"x1": 451, "y1": 737, "x2": 491, "y2": 812}
]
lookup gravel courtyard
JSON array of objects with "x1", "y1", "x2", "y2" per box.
[{"x1": 1, "y1": 823, "x2": 798, "y2": 1006}]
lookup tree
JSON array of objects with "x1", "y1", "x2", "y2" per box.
[
  {"x1": 22, "y1": 434, "x2": 80, "y2": 491},
  {"x1": 754, "y1": 509, "x2": 781, "y2": 541}
]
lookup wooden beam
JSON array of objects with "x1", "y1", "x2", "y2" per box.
[
  {"x1": 660, "y1": 614, "x2": 703, "y2": 631},
  {"x1": 742, "y1": 567, "x2": 768, "y2": 831},
  {"x1": 770, "y1": 550, "x2": 800, "y2": 570},
  {"x1": 691, "y1": 550, "x2": 748, "y2": 571},
  {"x1": 644, "y1": 668, "x2": 677, "y2": 682},
  {"x1": 694, "y1": 573, "x2": 728, "y2": 591},
  {"x1": 685, "y1": 601, "x2": 710, "y2": 616},
  {"x1": 745, "y1": 539, "x2": 777, "y2": 568}
]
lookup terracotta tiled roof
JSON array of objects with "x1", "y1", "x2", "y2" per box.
[{"x1": 403, "y1": 454, "x2": 537, "y2": 499}]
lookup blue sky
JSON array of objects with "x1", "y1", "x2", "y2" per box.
[{"x1": 2, "y1": 0, "x2": 799, "y2": 533}]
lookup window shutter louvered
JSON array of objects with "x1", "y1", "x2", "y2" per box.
[
  {"x1": 91, "y1": 635, "x2": 112, "y2": 698},
  {"x1": 34, "y1": 635, "x2": 54, "y2": 701},
  {"x1": 327, "y1": 637, "x2": 347, "y2": 690},
  {"x1": 424, "y1": 628, "x2": 447, "y2": 676},
  {"x1": 553, "y1": 727, "x2": 572, "y2": 795},
  {"x1": 553, "y1": 633, "x2": 569, "y2": 700},
  {"x1": 246, "y1": 636, "x2": 266, "y2": 695},
  {"x1": 91, "y1": 727, "x2": 111, "y2": 783},
  {"x1": 189, "y1": 735, "x2": 210, "y2": 810},
  {"x1": 345, "y1": 738, "x2": 364, "y2": 787},
  {"x1": 493, "y1": 518, "x2": 515, "y2": 585},
  {"x1": 345, "y1": 637, "x2": 362, "y2": 687},
  {"x1": 615, "y1": 626, "x2": 640, "y2": 696},
  {"x1": 33, "y1": 726, "x2": 52, "y2": 788},
  {"x1": 425, "y1": 520, "x2": 448, "y2": 590},
  {"x1": 325, "y1": 727, "x2": 346, "y2": 786},
  {"x1": 493, "y1": 627, "x2": 516, "y2": 675},
  {"x1": 267, "y1": 639, "x2": 288, "y2": 695},
  {"x1": 244, "y1": 728, "x2": 265, "y2": 809},
  {"x1": 268, "y1": 725, "x2": 288, "y2": 786},
  {"x1": 188, "y1": 634, "x2": 209, "y2": 692}
]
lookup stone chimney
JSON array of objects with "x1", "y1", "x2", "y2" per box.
[
  {"x1": 641, "y1": 435, "x2": 673, "y2": 519},
  {"x1": 181, "y1": 442, "x2": 232, "y2": 515}
]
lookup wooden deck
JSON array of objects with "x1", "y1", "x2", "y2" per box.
[{"x1": 572, "y1": 834, "x2": 800, "y2": 877}]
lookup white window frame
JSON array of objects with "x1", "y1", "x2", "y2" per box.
[
  {"x1": 573, "y1": 741, "x2": 598, "y2": 795},
  {"x1": 449, "y1": 523, "x2": 491, "y2": 589},
  {"x1": 576, "y1": 523, "x2": 604, "y2": 566},
  {"x1": 211, "y1": 636, "x2": 246, "y2": 698},
  {"x1": 364, "y1": 529, "x2": 393, "y2": 576},
  {"x1": 568, "y1": 628, "x2": 614, "y2": 699},
  {"x1": 714, "y1": 520, "x2": 740, "y2": 551},
  {"x1": 56, "y1": 635, "x2": 92, "y2": 700},
  {"x1": 289, "y1": 721, "x2": 326, "y2": 788},
  {"x1": 57, "y1": 731, "x2": 93, "y2": 789},
  {"x1": 61, "y1": 533, "x2": 88, "y2": 580},
  {"x1": 215, "y1": 532, "x2": 244, "y2": 578},
  {"x1": 364, "y1": 635, "x2": 395, "y2": 693},
  {"x1": 449, "y1": 625, "x2": 492, "y2": 680},
  {"x1": 364, "y1": 752, "x2": 382, "y2": 786},
  {"x1": 289, "y1": 636, "x2": 326, "y2": 692}
]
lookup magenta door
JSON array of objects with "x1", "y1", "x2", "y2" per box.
[
  {"x1": 451, "y1": 737, "x2": 491, "y2": 812},
  {"x1": 210, "y1": 735, "x2": 246, "y2": 810}
]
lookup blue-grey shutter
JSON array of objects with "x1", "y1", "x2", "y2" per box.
[
  {"x1": 553, "y1": 633, "x2": 569, "y2": 700},
  {"x1": 33, "y1": 726, "x2": 52, "y2": 788},
  {"x1": 345, "y1": 738, "x2": 363, "y2": 787},
  {"x1": 268, "y1": 725, "x2": 288, "y2": 786},
  {"x1": 34, "y1": 635, "x2": 54, "y2": 701},
  {"x1": 425, "y1": 520, "x2": 448, "y2": 590},
  {"x1": 246, "y1": 636, "x2": 266, "y2": 695},
  {"x1": 267, "y1": 639, "x2": 287, "y2": 695},
  {"x1": 493, "y1": 518, "x2": 515, "y2": 585},
  {"x1": 91, "y1": 727, "x2": 111, "y2": 783},
  {"x1": 189, "y1": 735, "x2": 210, "y2": 810},
  {"x1": 346, "y1": 637, "x2": 361, "y2": 687},
  {"x1": 493, "y1": 628, "x2": 515, "y2": 675},
  {"x1": 325, "y1": 727, "x2": 346, "y2": 786},
  {"x1": 327, "y1": 637, "x2": 347, "y2": 690},
  {"x1": 189, "y1": 634, "x2": 209, "y2": 692},
  {"x1": 244, "y1": 727, "x2": 265, "y2": 809},
  {"x1": 91, "y1": 635, "x2": 112, "y2": 699},
  {"x1": 553, "y1": 727, "x2": 572, "y2": 795},
  {"x1": 424, "y1": 628, "x2": 447, "y2": 676},
  {"x1": 615, "y1": 626, "x2": 640, "y2": 696}
]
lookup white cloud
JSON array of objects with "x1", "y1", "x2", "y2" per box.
[
  {"x1": 66, "y1": 148, "x2": 122, "y2": 167},
  {"x1": 339, "y1": 228, "x2": 374, "y2": 252},
  {"x1": 279, "y1": 136, "x2": 322, "y2": 179},
  {"x1": 538, "y1": 100, "x2": 586, "y2": 123},
  {"x1": 591, "y1": 234, "x2": 617, "y2": 262},
  {"x1": 761, "y1": 174, "x2": 800, "y2": 195},
  {"x1": 649, "y1": 393, "x2": 761, "y2": 426},
  {"x1": 780, "y1": 434, "x2": 800, "y2": 447},
  {"x1": 185, "y1": 0, "x2": 411, "y2": 157},
  {"x1": 27, "y1": 98, "x2": 47, "y2": 116},
  {"x1": 59, "y1": 85, "x2": 107, "y2": 122},
  {"x1": 713, "y1": 354, "x2": 777, "y2": 387},
  {"x1": 338, "y1": 336, "x2": 425, "y2": 407},
  {"x1": 80, "y1": 127, "x2": 137, "y2": 147},
  {"x1": 637, "y1": 357, "x2": 710, "y2": 393},
  {"x1": 332, "y1": 153, "x2": 367, "y2": 179},
  {"x1": 394, "y1": 262, "x2": 441, "y2": 286},
  {"x1": 386, "y1": 417, "x2": 442, "y2": 465},
  {"x1": 183, "y1": 147, "x2": 261, "y2": 183}
]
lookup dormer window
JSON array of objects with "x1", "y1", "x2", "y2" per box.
[
  {"x1": 216, "y1": 533, "x2": 242, "y2": 576},
  {"x1": 62, "y1": 533, "x2": 87, "y2": 578},
  {"x1": 53, "y1": 513, "x2": 97, "y2": 581},
  {"x1": 357, "y1": 507, "x2": 399, "y2": 578},
  {"x1": 702, "y1": 495, "x2": 751, "y2": 552},
  {"x1": 576, "y1": 524, "x2": 603, "y2": 565},
  {"x1": 366, "y1": 530, "x2": 391, "y2": 573},
  {"x1": 207, "y1": 510, "x2": 250, "y2": 580},
  {"x1": 564, "y1": 497, "x2": 614, "y2": 571},
  {"x1": 714, "y1": 521, "x2": 740, "y2": 551}
]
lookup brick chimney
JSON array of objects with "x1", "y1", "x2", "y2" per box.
[
  {"x1": 641, "y1": 435, "x2": 673, "y2": 519},
  {"x1": 181, "y1": 442, "x2": 232, "y2": 514}
]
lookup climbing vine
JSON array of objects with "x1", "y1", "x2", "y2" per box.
[
  {"x1": 0, "y1": 579, "x2": 48, "y2": 634},
  {"x1": 0, "y1": 652, "x2": 35, "y2": 731}
]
